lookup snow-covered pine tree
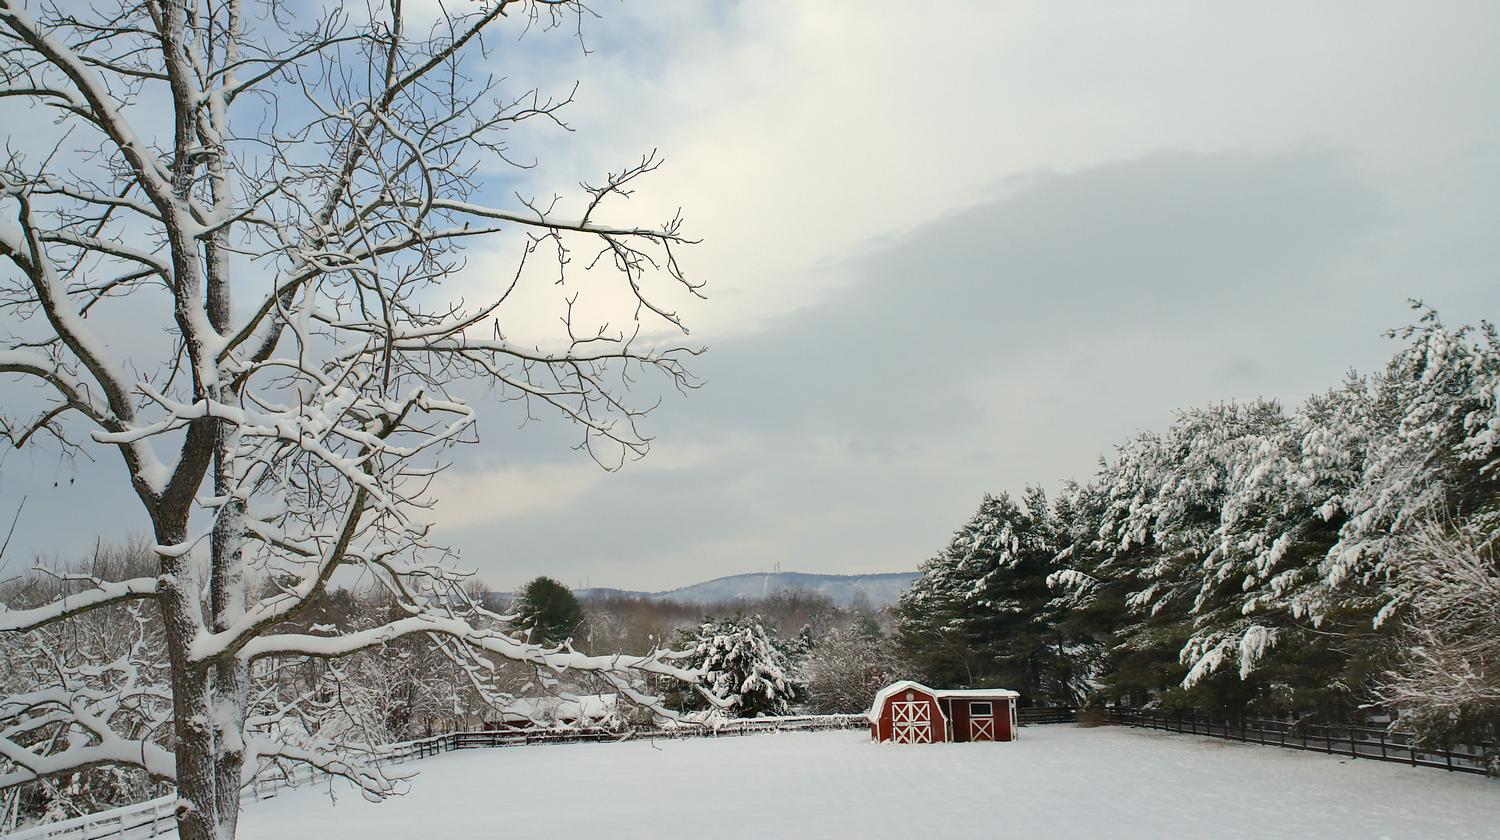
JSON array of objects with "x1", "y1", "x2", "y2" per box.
[
  {"x1": 1299, "y1": 307, "x2": 1500, "y2": 630},
  {"x1": 1048, "y1": 305, "x2": 1500, "y2": 722},
  {"x1": 1047, "y1": 432, "x2": 1201, "y2": 706},
  {"x1": 1052, "y1": 398, "x2": 1381, "y2": 713},
  {"x1": 897, "y1": 491, "x2": 1068, "y2": 700},
  {"x1": 680, "y1": 616, "x2": 796, "y2": 718}
]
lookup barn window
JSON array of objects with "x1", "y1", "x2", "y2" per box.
[{"x1": 969, "y1": 701, "x2": 993, "y2": 716}]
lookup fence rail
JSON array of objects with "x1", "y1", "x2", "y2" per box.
[
  {"x1": 1104, "y1": 709, "x2": 1494, "y2": 776},
  {"x1": 5, "y1": 714, "x2": 868, "y2": 840},
  {"x1": 1018, "y1": 707, "x2": 1078, "y2": 725},
  {"x1": 15, "y1": 707, "x2": 1490, "y2": 839},
  {"x1": 3, "y1": 799, "x2": 175, "y2": 840}
]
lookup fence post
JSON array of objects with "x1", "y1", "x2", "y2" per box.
[
  {"x1": 1350, "y1": 727, "x2": 1357, "y2": 759},
  {"x1": 1324, "y1": 725, "x2": 1332, "y2": 755},
  {"x1": 1379, "y1": 731, "x2": 1386, "y2": 760}
]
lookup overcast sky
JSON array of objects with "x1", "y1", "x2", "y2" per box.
[{"x1": 3, "y1": 1, "x2": 1499, "y2": 592}]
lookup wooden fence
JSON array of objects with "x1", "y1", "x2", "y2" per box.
[
  {"x1": 1104, "y1": 708, "x2": 1494, "y2": 776},
  {"x1": 2, "y1": 798, "x2": 176, "y2": 840},
  {"x1": 1018, "y1": 707, "x2": 1078, "y2": 725},
  {"x1": 14, "y1": 707, "x2": 1490, "y2": 838},
  {"x1": 5, "y1": 714, "x2": 868, "y2": 840}
]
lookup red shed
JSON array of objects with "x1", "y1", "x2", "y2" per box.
[{"x1": 867, "y1": 680, "x2": 1019, "y2": 744}]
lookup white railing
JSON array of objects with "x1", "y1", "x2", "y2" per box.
[
  {"x1": 4, "y1": 714, "x2": 869, "y2": 839},
  {"x1": 6, "y1": 797, "x2": 175, "y2": 840}
]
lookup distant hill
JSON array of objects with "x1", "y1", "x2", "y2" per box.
[{"x1": 573, "y1": 571, "x2": 919, "y2": 609}]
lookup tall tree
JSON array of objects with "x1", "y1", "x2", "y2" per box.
[
  {"x1": 0, "y1": 2, "x2": 703, "y2": 838},
  {"x1": 897, "y1": 491, "x2": 1066, "y2": 701},
  {"x1": 1048, "y1": 306, "x2": 1500, "y2": 719},
  {"x1": 511, "y1": 577, "x2": 585, "y2": 646}
]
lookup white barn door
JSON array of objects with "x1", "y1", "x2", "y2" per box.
[
  {"x1": 891, "y1": 700, "x2": 932, "y2": 743},
  {"x1": 968, "y1": 700, "x2": 995, "y2": 741},
  {"x1": 970, "y1": 715, "x2": 995, "y2": 740}
]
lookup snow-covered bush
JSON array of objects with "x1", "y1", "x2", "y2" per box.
[
  {"x1": 1376, "y1": 519, "x2": 1500, "y2": 767},
  {"x1": 797, "y1": 624, "x2": 904, "y2": 714}
]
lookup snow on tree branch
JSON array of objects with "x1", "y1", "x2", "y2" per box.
[{"x1": 0, "y1": 2, "x2": 705, "y2": 837}]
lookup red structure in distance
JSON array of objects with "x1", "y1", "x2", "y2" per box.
[{"x1": 867, "y1": 680, "x2": 1019, "y2": 744}]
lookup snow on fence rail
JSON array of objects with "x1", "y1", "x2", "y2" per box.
[
  {"x1": 3, "y1": 798, "x2": 175, "y2": 840},
  {"x1": 4, "y1": 715, "x2": 868, "y2": 840},
  {"x1": 1105, "y1": 709, "x2": 1495, "y2": 776}
]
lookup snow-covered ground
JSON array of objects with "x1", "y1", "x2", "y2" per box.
[{"x1": 236, "y1": 726, "x2": 1499, "y2": 839}]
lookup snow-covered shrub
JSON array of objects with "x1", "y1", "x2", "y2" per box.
[
  {"x1": 1376, "y1": 519, "x2": 1500, "y2": 766},
  {"x1": 796, "y1": 624, "x2": 904, "y2": 714}
]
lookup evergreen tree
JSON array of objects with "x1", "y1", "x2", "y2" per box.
[
  {"x1": 678, "y1": 615, "x2": 797, "y2": 717},
  {"x1": 511, "y1": 577, "x2": 585, "y2": 646},
  {"x1": 1045, "y1": 306, "x2": 1500, "y2": 726},
  {"x1": 897, "y1": 491, "x2": 1068, "y2": 701}
]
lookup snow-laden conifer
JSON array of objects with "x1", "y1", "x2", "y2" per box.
[{"x1": 682, "y1": 617, "x2": 796, "y2": 718}]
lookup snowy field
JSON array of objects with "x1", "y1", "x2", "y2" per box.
[{"x1": 236, "y1": 726, "x2": 1500, "y2": 840}]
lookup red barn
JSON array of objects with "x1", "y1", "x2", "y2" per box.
[{"x1": 867, "y1": 680, "x2": 1019, "y2": 744}]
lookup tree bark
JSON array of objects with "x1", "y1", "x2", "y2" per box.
[{"x1": 154, "y1": 514, "x2": 218, "y2": 840}]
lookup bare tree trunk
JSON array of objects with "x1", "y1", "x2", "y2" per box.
[
  {"x1": 155, "y1": 515, "x2": 219, "y2": 840},
  {"x1": 0, "y1": 5, "x2": 707, "y2": 837},
  {"x1": 207, "y1": 429, "x2": 248, "y2": 840}
]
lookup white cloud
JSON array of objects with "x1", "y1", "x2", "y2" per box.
[
  {"x1": 430, "y1": 435, "x2": 749, "y2": 529},
  {"x1": 509, "y1": 0, "x2": 1500, "y2": 343},
  {"x1": 8, "y1": 0, "x2": 1500, "y2": 586}
]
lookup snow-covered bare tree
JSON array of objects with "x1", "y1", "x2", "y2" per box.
[
  {"x1": 1377, "y1": 518, "x2": 1500, "y2": 759},
  {"x1": 0, "y1": 542, "x2": 173, "y2": 828},
  {"x1": 797, "y1": 623, "x2": 903, "y2": 715},
  {"x1": 0, "y1": 1, "x2": 705, "y2": 837}
]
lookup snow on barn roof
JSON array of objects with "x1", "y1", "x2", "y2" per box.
[{"x1": 866, "y1": 680, "x2": 1019, "y2": 722}]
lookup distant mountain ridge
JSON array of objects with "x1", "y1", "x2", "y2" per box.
[{"x1": 573, "y1": 571, "x2": 919, "y2": 608}]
